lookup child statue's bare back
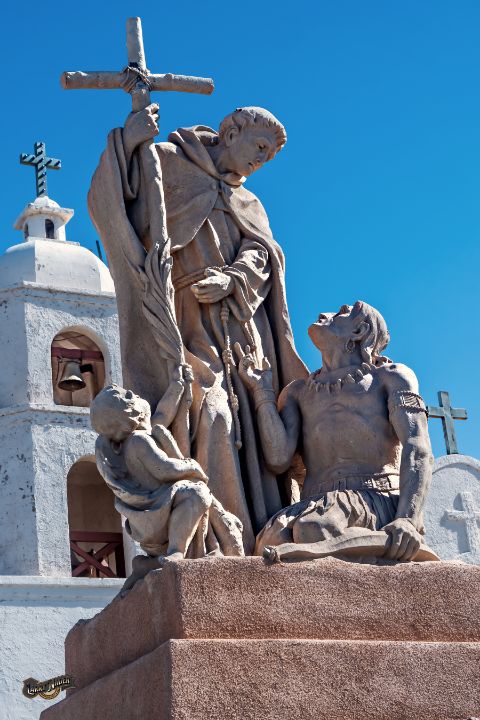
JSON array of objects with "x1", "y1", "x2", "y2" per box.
[{"x1": 237, "y1": 301, "x2": 439, "y2": 563}]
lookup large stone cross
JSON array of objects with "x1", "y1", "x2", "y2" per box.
[
  {"x1": 427, "y1": 390, "x2": 467, "y2": 455},
  {"x1": 61, "y1": 17, "x2": 214, "y2": 113},
  {"x1": 19, "y1": 141, "x2": 61, "y2": 198},
  {"x1": 446, "y1": 491, "x2": 480, "y2": 557}
]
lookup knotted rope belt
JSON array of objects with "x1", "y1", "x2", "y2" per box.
[{"x1": 173, "y1": 267, "x2": 213, "y2": 292}]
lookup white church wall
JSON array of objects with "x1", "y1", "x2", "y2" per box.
[
  {"x1": 0, "y1": 576, "x2": 122, "y2": 720},
  {"x1": 0, "y1": 191, "x2": 130, "y2": 718},
  {"x1": 0, "y1": 292, "x2": 29, "y2": 407},
  {"x1": 31, "y1": 411, "x2": 98, "y2": 577},
  {"x1": 0, "y1": 413, "x2": 38, "y2": 575},
  {"x1": 0, "y1": 283, "x2": 122, "y2": 577},
  {"x1": 0, "y1": 408, "x2": 98, "y2": 576},
  {"x1": 23, "y1": 287, "x2": 119, "y2": 406}
]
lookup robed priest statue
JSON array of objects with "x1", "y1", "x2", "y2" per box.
[
  {"x1": 88, "y1": 104, "x2": 308, "y2": 554},
  {"x1": 68, "y1": 18, "x2": 437, "y2": 567}
]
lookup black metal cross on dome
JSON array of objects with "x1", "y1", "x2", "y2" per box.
[
  {"x1": 19, "y1": 141, "x2": 61, "y2": 197},
  {"x1": 427, "y1": 390, "x2": 467, "y2": 455}
]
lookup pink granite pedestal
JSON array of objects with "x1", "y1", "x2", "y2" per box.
[{"x1": 40, "y1": 557, "x2": 480, "y2": 719}]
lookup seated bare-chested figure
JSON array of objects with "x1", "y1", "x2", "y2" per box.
[{"x1": 236, "y1": 301, "x2": 439, "y2": 563}]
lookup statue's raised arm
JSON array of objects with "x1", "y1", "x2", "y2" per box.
[{"x1": 63, "y1": 18, "x2": 308, "y2": 555}]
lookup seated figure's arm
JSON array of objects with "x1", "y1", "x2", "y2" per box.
[
  {"x1": 127, "y1": 433, "x2": 207, "y2": 490},
  {"x1": 235, "y1": 344, "x2": 301, "y2": 473},
  {"x1": 152, "y1": 364, "x2": 194, "y2": 430},
  {"x1": 383, "y1": 363, "x2": 433, "y2": 531}
]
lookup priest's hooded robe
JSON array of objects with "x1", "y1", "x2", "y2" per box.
[{"x1": 88, "y1": 124, "x2": 308, "y2": 553}]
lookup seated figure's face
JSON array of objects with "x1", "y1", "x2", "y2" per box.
[
  {"x1": 223, "y1": 126, "x2": 277, "y2": 177},
  {"x1": 308, "y1": 304, "x2": 356, "y2": 351},
  {"x1": 109, "y1": 389, "x2": 151, "y2": 443},
  {"x1": 123, "y1": 390, "x2": 151, "y2": 425}
]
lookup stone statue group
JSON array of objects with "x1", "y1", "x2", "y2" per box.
[{"x1": 89, "y1": 103, "x2": 439, "y2": 584}]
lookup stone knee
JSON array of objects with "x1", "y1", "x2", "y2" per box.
[
  {"x1": 292, "y1": 512, "x2": 345, "y2": 544},
  {"x1": 174, "y1": 482, "x2": 212, "y2": 516}
]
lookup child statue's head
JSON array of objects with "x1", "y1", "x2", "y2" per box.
[{"x1": 90, "y1": 384, "x2": 151, "y2": 442}]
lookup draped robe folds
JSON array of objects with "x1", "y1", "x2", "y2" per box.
[{"x1": 88, "y1": 124, "x2": 308, "y2": 553}]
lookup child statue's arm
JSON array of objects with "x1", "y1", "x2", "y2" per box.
[{"x1": 128, "y1": 433, "x2": 207, "y2": 487}]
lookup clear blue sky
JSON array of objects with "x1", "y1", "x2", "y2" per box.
[{"x1": 2, "y1": 1, "x2": 478, "y2": 458}]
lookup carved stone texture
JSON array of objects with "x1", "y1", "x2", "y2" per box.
[
  {"x1": 39, "y1": 558, "x2": 480, "y2": 720},
  {"x1": 88, "y1": 106, "x2": 308, "y2": 554},
  {"x1": 238, "y1": 301, "x2": 437, "y2": 563},
  {"x1": 90, "y1": 385, "x2": 244, "y2": 564},
  {"x1": 424, "y1": 454, "x2": 480, "y2": 563}
]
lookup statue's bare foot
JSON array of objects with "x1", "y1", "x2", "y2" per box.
[{"x1": 121, "y1": 554, "x2": 166, "y2": 594}]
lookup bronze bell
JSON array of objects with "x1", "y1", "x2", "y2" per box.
[{"x1": 57, "y1": 359, "x2": 86, "y2": 392}]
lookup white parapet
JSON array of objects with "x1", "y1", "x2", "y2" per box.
[{"x1": 0, "y1": 575, "x2": 122, "y2": 720}]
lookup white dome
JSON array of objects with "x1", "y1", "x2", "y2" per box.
[{"x1": 0, "y1": 238, "x2": 115, "y2": 294}]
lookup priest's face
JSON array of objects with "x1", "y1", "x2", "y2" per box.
[{"x1": 222, "y1": 126, "x2": 277, "y2": 177}]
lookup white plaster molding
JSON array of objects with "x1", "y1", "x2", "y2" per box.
[
  {"x1": 0, "y1": 404, "x2": 91, "y2": 419},
  {"x1": 0, "y1": 576, "x2": 122, "y2": 604},
  {"x1": 0, "y1": 281, "x2": 115, "y2": 301}
]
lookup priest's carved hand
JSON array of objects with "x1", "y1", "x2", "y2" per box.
[
  {"x1": 123, "y1": 103, "x2": 159, "y2": 157},
  {"x1": 191, "y1": 268, "x2": 234, "y2": 303},
  {"x1": 383, "y1": 517, "x2": 422, "y2": 561},
  {"x1": 235, "y1": 343, "x2": 273, "y2": 392}
]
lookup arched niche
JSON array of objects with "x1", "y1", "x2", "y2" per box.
[
  {"x1": 45, "y1": 218, "x2": 55, "y2": 239},
  {"x1": 51, "y1": 329, "x2": 106, "y2": 407},
  {"x1": 67, "y1": 457, "x2": 125, "y2": 578}
]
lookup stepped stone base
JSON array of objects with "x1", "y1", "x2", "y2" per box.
[{"x1": 40, "y1": 557, "x2": 480, "y2": 720}]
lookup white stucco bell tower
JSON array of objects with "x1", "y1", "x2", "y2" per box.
[
  {"x1": 0, "y1": 147, "x2": 128, "y2": 719},
  {"x1": 0, "y1": 194, "x2": 122, "y2": 576}
]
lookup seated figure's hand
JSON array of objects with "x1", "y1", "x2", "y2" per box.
[
  {"x1": 185, "y1": 458, "x2": 208, "y2": 483},
  {"x1": 383, "y1": 517, "x2": 422, "y2": 561},
  {"x1": 235, "y1": 343, "x2": 273, "y2": 392},
  {"x1": 123, "y1": 103, "x2": 159, "y2": 156},
  {"x1": 191, "y1": 268, "x2": 234, "y2": 304}
]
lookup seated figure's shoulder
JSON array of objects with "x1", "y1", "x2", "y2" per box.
[
  {"x1": 278, "y1": 378, "x2": 306, "y2": 406},
  {"x1": 377, "y1": 362, "x2": 419, "y2": 394},
  {"x1": 124, "y1": 431, "x2": 154, "y2": 457}
]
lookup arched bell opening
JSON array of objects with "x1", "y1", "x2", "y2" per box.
[
  {"x1": 67, "y1": 457, "x2": 126, "y2": 578},
  {"x1": 51, "y1": 329, "x2": 106, "y2": 407},
  {"x1": 45, "y1": 218, "x2": 55, "y2": 239}
]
